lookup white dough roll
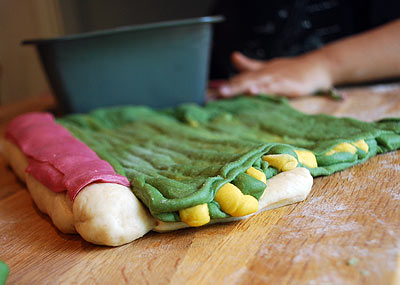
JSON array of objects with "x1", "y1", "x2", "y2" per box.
[{"x1": 2, "y1": 138, "x2": 155, "y2": 246}]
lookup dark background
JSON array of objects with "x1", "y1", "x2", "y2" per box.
[{"x1": 59, "y1": 0, "x2": 400, "y2": 79}]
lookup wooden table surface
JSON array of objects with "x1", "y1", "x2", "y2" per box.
[{"x1": 1, "y1": 86, "x2": 400, "y2": 284}]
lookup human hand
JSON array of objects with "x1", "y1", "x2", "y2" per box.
[{"x1": 218, "y1": 51, "x2": 333, "y2": 98}]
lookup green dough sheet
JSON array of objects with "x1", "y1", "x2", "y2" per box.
[{"x1": 58, "y1": 96, "x2": 400, "y2": 222}]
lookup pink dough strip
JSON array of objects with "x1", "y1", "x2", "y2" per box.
[{"x1": 5, "y1": 112, "x2": 130, "y2": 200}]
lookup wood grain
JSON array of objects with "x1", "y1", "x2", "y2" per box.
[{"x1": 1, "y1": 85, "x2": 400, "y2": 284}]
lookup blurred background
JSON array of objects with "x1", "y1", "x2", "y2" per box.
[
  {"x1": 1, "y1": 0, "x2": 399, "y2": 105},
  {"x1": 0, "y1": 0, "x2": 214, "y2": 105}
]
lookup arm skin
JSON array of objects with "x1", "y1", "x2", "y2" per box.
[{"x1": 218, "y1": 19, "x2": 400, "y2": 98}]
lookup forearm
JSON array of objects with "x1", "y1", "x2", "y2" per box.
[
  {"x1": 218, "y1": 19, "x2": 400, "y2": 98},
  {"x1": 311, "y1": 19, "x2": 400, "y2": 85}
]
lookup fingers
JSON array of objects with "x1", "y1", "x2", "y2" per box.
[
  {"x1": 218, "y1": 73, "x2": 307, "y2": 98},
  {"x1": 218, "y1": 56, "x2": 321, "y2": 98},
  {"x1": 220, "y1": 54, "x2": 286, "y2": 97},
  {"x1": 246, "y1": 81, "x2": 306, "y2": 97},
  {"x1": 218, "y1": 77, "x2": 261, "y2": 97},
  {"x1": 231, "y1": 52, "x2": 264, "y2": 72},
  {"x1": 218, "y1": 70, "x2": 273, "y2": 97}
]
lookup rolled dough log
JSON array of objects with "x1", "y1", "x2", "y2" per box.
[{"x1": 1, "y1": 138, "x2": 313, "y2": 246}]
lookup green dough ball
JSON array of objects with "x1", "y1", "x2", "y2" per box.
[
  {"x1": 233, "y1": 172, "x2": 266, "y2": 200},
  {"x1": 267, "y1": 144, "x2": 297, "y2": 158},
  {"x1": 0, "y1": 261, "x2": 9, "y2": 285}
]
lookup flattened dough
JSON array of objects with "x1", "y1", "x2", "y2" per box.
[{"x1": 2, "y1": 139, "x2": 313, "y2": 246}]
